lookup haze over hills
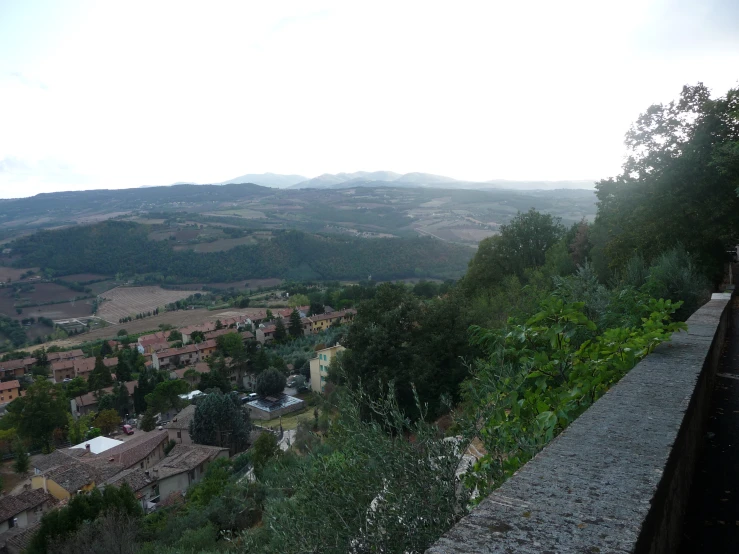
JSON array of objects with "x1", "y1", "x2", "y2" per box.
[{"x1": 174, "y1": 170, "x2": 596, "y2": 191}]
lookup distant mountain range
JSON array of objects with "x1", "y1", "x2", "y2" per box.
[{"x1": 170, "y1": 171, "x2": 595, "y2": 191}]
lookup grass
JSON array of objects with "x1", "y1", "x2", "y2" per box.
[{"x1": 255, "y1": 406, "x2": 321, "y2": 431}]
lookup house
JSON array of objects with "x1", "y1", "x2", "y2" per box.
[
  {"x1": 0, "y1": 381, "x2": 20, "y2": 405},
  {"x1": 72, "y1": 356, "x2": 119, "y2": 381},
  {"x1": 172, "y1": 362, "x2": 210, "y2": 386},
  {"x1": 0, "y1": 358, "x2": 36, "y2": 379},
  {"x1": 137, "y1": 331, "x2": 172, "y2": 354},
  {"x1": 31, "y1": 430, "x2": 170, "y2": 500},
  {"x1": 180, "y1": 323, "x2": 216, "y2": 345},
  {"x1": 196, "y1": 339, "x2": 217, "y2": 358},
  {"x1": 101, "y1": 444, "x2": 228, "y2": 512},
  {"x1": 0, "y1": 489, "x2": 57, "y2": 536},
  {"x1": 308, "y1": 309, "x2": 357, "y2": 334},
  {"x1": 70, "y1": 380, "x2": 137, "y2": 418},
  {"x1": 152, "y1": 344, "x2": 199, "y2": 370},
  {"x1": 69, "y1": 436, "x2": 123, "y2": 454},
  {"x1": 50, "y1": 359, "x2": 75, "y2": 382},
  {"x1": 165, "y1": 404, "x2": 196, "y2": 446},
  {"x1": 310, "y1": 344, "x2": 345, "y2": 393},
  {"x1": 300, "y1": 317, "x2": 314, "y2": 335},
  {"x1": 46, "y1": 349, "x2": 84, "y2": 363}
]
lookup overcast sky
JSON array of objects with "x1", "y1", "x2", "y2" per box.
[{"x1": 0, "y1": 0, "x2": 737, "y2": 198}]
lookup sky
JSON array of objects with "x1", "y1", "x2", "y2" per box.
[{"x1": 0, "y1": 0, "x2": 738, "y2": 198}]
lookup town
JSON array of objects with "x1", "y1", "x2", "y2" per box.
[{"x1": 0, "y1": 301, "x2": 356, "y2": 552}]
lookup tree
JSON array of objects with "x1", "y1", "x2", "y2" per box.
[
  {"x1": 99, "y1": 341, "x2": 113, "y2": 358},
  {"x1": 61, "y1": 376, "x2": 86, "y2": 399},
  {"x1": 249, "y1": 432, "x2": 279, "y2": 475},
  {"x1": 88, "y1": 357, "x2": 113, "y2": 391},
  {"x1": 288, "y1": 294, "x2": 309, "y2": 308},
  {"x1": 168, "y1": 329, "x2": 182, "y2": 341},
  {"x1": 12, "y1": 437, "x2": 29, "y2": 474},
  {"x1": 256, "y1": 368, "x2": 286, "y2": 397},
  {"x1": 216, "y1": 332, "x2": 244, "y2": 357},
  {"x1": 593, "y1": 83, "x2": 739, "y2": 282},
  {"x1": 93, "y1": 409, "x2": 121, "y2": 435},
  {"x1": 3, "y1": 378, "x2": 68, "y2": 452},
  {"x1": 189, "y1": 392, "x2": 250, "y2": 453},
  {"x1": 140, "y1": 409, "x2": 156, "y2": 432},
  {"x1": 463, "y1": 209, "x2": 565, "y2": 292},
  {"x1": 190, "y1": 330, "x2": 205, "y2": 343},
  {"x1": 265, "y1": 309, "x2": 274, "y2": 321},
  {"x1": 117, "y1": 329, "x2": 128, "y2": 337},
  {"x1": 273, "y1": 318, "x2": 287, "y2": 343},
  {"x1": 288, "y1": 309, "x2": 303, "y2": 338},
  {"x1": 144, "y1": 379, "x2": 189, "y2": 414}
]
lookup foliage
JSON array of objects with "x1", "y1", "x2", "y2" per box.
[
  {"x1": 460, "y1": 296, "x2": 686, "y2": 498},
  {"x1": 144, "y1": 379, "x2": 189, "y2": 414},
  {"x1": 189, "y1": 392, "x2": 250, "y2": 452},
  {"x1": 140, "y1": 409, "x2": 157, "y2": 432},
  {"x1": 94, "y1": 409, "x2": 121, "y2": 435},
  {"x1": 215, "y1": 332, "x2": 244, "y2": 358},
  {"x1": 249, "y1": 432, "x2": 280, "y2": 476},
  {"x1": 592, "y1": 83, "x2": 739, "y2": 282},
  {"x1": 240, "y1": 386, "x2": 468, "y2": 553},
  {"x1": 88, "y1": 357, "x2": 113, "y2": 391},
  {"x1": 26, "y1": 484, "x2": 142, "y2": 554},
  {"x1": 288, "y1": 308, "x2": 303, "y2": 338},
  {"x1": 2, "y1": 378, "x2": 67, "y2": 451},
  {"x1": 256, "y1": 368, "x2": 286, "y2": 397},
  {"x1": 274, "y1": 318, "x2": 287, "y2": 342},
  {"x1": 12, "y1": 437, "x2": 29, "y2": 474}
]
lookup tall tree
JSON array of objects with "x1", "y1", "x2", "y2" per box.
[
  {"x1": 274, "y1": 318, "x2": 287, "y2": 342},
  {"x1": 189, "y1": 392, "x2": 250, "y2": 453},
  {"x1": 88, "y1": 357, "x2": 113, "y2": 391},
  {"x1": 256, "y1": 368, "x2": 286, "y2": 397},
  {"x1": 288, "y1": 309, "x2": 303, "y2": 338}
]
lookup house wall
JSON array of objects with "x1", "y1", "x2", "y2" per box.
[
  {"x1": 167, "y1": 427, "x2": 192, "y2": 446},
  {"x1": 0, "y1": 386, "x2": 19, "y2": 404},
  {"x1": 310, "y1": 345, "x2": 344, "y2": 393},
  {"x1": 31, "y1": 476, "x2": 70, "y2": 501}
]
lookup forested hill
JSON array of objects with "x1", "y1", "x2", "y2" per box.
[{"x1": 8, "y1": 221, "x2": 472, "y2": 282}]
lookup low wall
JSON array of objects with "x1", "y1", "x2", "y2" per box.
[{"x1": 428, "y1": 293, "x2": 733, "y2": 554}]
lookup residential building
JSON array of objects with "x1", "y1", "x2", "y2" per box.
[
  {"x1": 31, "y1": 430, "x2": 169, "y2": 500},
  {"x1": 137, "y1": 331, "x2": 172, "y2": 354},
  {"x1": 172, "y1": 362, "x2": 209, "y2": 386},
  {"x1": 165, "y1": 404, "x2": 196, "y2": 446},
  {"x1": 101, "y1": 444, "x2": 228, "y2": 512},
  {"x1": 0, "y1": 358, "x2": 36, "y2": 379},
  {"x1": 0, "y1": 381, "x2": 20, "y2": 405},
  {"x1": 310, "y1": 344, "x2": 345, "y2": 393},
  {"x1": 0, "y1": 489, "x2": 57, "y2": 536},
  {"x1": 152, "y1": 340, "x2": 216, "y2": 370},
  {"x1": 72, "y1": 356, "x2": 119, "y2": 381},
  {"x1": 50, "y1": 359, "x2": 75, "y2": 382},
  {"x1": 308, "y1": 309, "x2": 356, "y2": 334}
]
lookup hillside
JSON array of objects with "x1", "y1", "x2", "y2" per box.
[{"x1": 8, "y1": 221, "x2": 472, "y2": 282}]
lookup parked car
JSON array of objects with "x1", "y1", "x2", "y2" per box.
[{"x1": 122, "y1": 424, "x2": 134, "y2": 435}]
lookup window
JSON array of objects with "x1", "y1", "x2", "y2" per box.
[
  {"x1": 8, "y1": 518, "x2": 14, "y2": 528},
  {"x1": 177, "y1": 431, "x2": 181, "y2": 438}
]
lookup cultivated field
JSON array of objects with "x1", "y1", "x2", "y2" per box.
[
  {"x1": 96, "y1": 286, "x2": 200, "y2": 323},
  {"x1": 34, "y1": 306, "x2": 260, "y2": 350}
]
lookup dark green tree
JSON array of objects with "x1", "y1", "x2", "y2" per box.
[
  {"x1": 12, "y1": 437, "x2": 29, "y2": 474},
  {"x1": 256, "y1": 368, "x2": 286, "y2": 397},
  {"x1": 3, "y1": 378, "x2": 68, "y2": 451},
  {"x1": 274, "y1": 318, "x2": 287, "y2": 342},
  {"x1": 189, "y1": 392, "x2": 250, "y2": 453},
  {"x1": 288, "y1": 309, "x2": 303, "y2": 338},
  {"x1": 88, "y1": 357, "x2": 113, "y2": 391}
]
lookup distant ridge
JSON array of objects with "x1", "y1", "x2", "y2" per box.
[{"x1": 164, "y1": 171, "x2": 595, "y2": 191}]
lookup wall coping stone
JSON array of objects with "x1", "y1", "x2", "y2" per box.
[{"x1": 427, "y1": 296, "x2": 732, "y2": 554}]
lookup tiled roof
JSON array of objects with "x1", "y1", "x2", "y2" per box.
[
  {"x1": 138, "y1": 331, "x2": 171, "y2": 346},
  {"x1": 47, "y1": 349, "x2": 84, "y2": 362},
  {"x1": 103, "y1": 467, "x2": 154, "y2": 492},
  {"x1": 0, "y1": 489, "x2": 55, "y2": 521},
  {"x1": 50, "y1": 359, "x2": 74, "y2": 372},
  {"x1": 157, "y1": 344, "x2": 199, "y2": 359},
  {"x1": 0, "y1": 380, "x2": 20, "y2": 392},
  {"x1": 5, "y1": 521, "x2": 41, "y2": 553},
  {"x1": 154, "y1": 444, "x2": 227, "y2": 480},
  {"x1": 101, "y1": 430, "x2": 168, "y2": 468},
  {"x1": 166, "y1": 404, "x2": 196, "y2": 431},
  {"x1": 0, "y1": 358, "x2": 36, "y2": 372}
]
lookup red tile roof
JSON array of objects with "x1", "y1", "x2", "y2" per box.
[{"x1": 0, "y1": 380, "x2": 20, "y2": 392}]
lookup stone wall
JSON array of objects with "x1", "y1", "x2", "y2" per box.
[{"x1": 427, "y1": 293, "x2": 733, "y2": 554}]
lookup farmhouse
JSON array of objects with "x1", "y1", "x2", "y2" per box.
[{"x1": 308, "y1": 309, "x2": 356, "y2": 334}]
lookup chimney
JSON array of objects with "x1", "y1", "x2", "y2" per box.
[
  {"x1": 85, "y1": 444, "x2": 90, "y2": 453},
  {"x1": 153, "y1": 468, "x2": 159, "y2": 480}
]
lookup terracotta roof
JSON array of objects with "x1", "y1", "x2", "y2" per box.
[
  {"x1": 0, "y1": 489, "x2": 55, "y2": 522},
  {"x1": 204, "y1": 328, "x2": 232, "y2": 339},
  {"x1": 240, "y1": 330, "x2": 255, "y2": 340},
  {"x1": 0, "y1": 380, "x2": 20, "y2": 392},
  {"x1": 154, "y1": 444, "x2": 227, "y2": 480},
  {"x1": 5, "y1": 521, "x2": 41, "y2": 553},
  {"x1": 101, "y1": 430, "x2": 168, "y2": 468},
  {"x1": 47, "y1": 349, "x2": 84, "y2": 362},
  {"x1": 138, "y1": 331, "x2": 171, "y2": 346},
  {"x1": 310, "y1": 308, "x2": 356, "y2": 323},
  {"x1": 157, "y1": 344, "x2": 199, "y2": 359},
  {"x1": 0, "y1": 358, "x2": 36, "y2": 372},
  {"x1": 50, "y1": 359, "x2": 75, "y2": 372},
  {"x1": 173, "y1": 363, "x2": 209, "y2": 380},
  {"x1": 166, "y1": 404, "x2": 196, "y2": 431},
  {"x1": 44, "y1": 459, "x2": 121, "y2": 492}
]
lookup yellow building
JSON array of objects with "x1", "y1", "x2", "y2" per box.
[
  {"x1": 310, "y1": 345, "x2": 345, "y2": 393},
  {"x1": 0, "y1": 380, "x2": 20, "y2": 405}
]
